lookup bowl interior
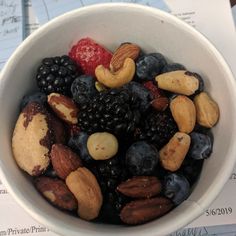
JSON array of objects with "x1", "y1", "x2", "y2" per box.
[{"x1": 0, "y1": 3, "x2": 236, "y2": 236}]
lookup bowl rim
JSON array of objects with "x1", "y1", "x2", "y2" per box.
[{"x1": 1, "y1": 2, "x2": 236, "y2": 236}]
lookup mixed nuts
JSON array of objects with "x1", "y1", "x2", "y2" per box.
[{"x1": 11, "y1": 37, "x2": 219, "y2": 225}]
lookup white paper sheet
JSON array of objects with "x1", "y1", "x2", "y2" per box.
[
  {"x1": 1, "y1": 0, "x2": 236, "y2": 235},
  {"x1": 0, "y1": 0, "x2": 23, "y2": 70},
  {"x1": 31, "y1": 0, "x2": 170, "y2": 24}
]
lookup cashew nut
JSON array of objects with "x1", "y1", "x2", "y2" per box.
[{"x1": 95, "y1": 58, "x2": 135, "y2": 88}]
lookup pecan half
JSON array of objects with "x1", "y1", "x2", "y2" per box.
[
  {"x1": 117, "y1": 176, "x2": 162, "y2": 198},
  {"x1": 120, "y1": 197, "x2": 173, "y2": 225}
]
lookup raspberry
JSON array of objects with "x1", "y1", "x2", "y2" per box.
[
  {"x1": 143, "y1": 81, "x2": 164, "y2": 98},
  {"x1": 69, "y1": 37, "x2": 113, "y2": 76}
]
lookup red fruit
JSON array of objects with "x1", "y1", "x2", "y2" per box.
[
  {"x1": 143, "y1": 81, "x2": 164, "y2": 98},
  {"x1": 69, "y1": 37, "x2": 113, "y2": 76}
]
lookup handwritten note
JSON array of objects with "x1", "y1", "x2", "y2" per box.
[
  {"x1": 0, "y1": 0, "x2": 23, "y2": 70},
  {"x1": 31, "y1": 0, "x2": 169, "y2": 24}
]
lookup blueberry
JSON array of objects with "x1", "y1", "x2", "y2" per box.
[
  {"x1": 71, "y1": 75, "x2": 97, "y2": 105},
  {"x1": 188, "y1": 132, "x2": 213, "y2": 160},
  {"x1": 124, "y1": 82, "x2": 152, "y2": 112},
  {"x1": 68, "y1": 132, "x2": 93, "y2": 164},
  {"x1": 126, "y1": 141, "x2": 159, "y2": 176},
  {"x1": 179, "y1": 157, "x2": 204, "y2": 186},
  {"x1": 136, "y1": 53, "x2": 167, "y2": 81},
  {"x1": 161, "y1": 63, "x2": 186, "y2": 73},
  {"x1": 163, "y1": 173, "x2": 190, "y2": 205},
  {"x1": 20, "y1": 92, "x2": 47, "y2": 111}
]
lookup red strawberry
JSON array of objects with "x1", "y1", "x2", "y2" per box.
[
  {"x1": 143, "y1": 81, "x2": 164, "y2": 98},
  {"x1": 69, "y1": 37, "x2": 113, "y2": 76}
]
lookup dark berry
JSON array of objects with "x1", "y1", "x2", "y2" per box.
[
  {"x1": 71, "y1": 75, "x2": 97, "y2": 105},
  {"x1": 188, "y1": 132, "x2": 213, "y2": 160},
  {"x1": 124, "y1": 81, "x2": 152, "y2": 112},
  {"x1": 96, "y1": 156, "x2": 128, "y2": 192},
  {"x1": 163, "y1": 173, "x2": 190, "y2": 205},
  {"x1": 36, "y1": 55, "x2": 78, "y2": 95},
  {"x1": 161, "y1": 63, "x2": 186, "y2": 73},
  {"x1": 96, "y1": 191, "x2": 128, "y2": 224},
  {"x1": 96, "y1": 202, "x2": 122, "y2": 224},
  {"x1": 126, "y1": 141, "x2": 159, "y2": 176},
  {"x1": 138, "y1": 111, "x2": 178, "y2": 149},
  {"x1": 179, "y1": 157, "x2": 204, "y2": 186},
  {"x1": 78, "y1": 88, "x2": 141, "y2": 136},
  {"x1": 67, "y1": 132, "x2": 93, "y2": 165},
  {"x1": 136, "y1": 53, "x2": 167, "y2": 81},
  {"x1": 20, "y1": 92, "x2": 47, "y2": 111}
]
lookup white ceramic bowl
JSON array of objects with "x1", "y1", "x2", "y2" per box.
[{"x1": 0, "y1": 3, "x2": 236, "y2": 236}]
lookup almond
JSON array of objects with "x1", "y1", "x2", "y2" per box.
[
  {"x1": 51, "y1": 144, "x2": 83, "y2": 179},
  {"x1": 170, "y1": 95, "x2": 196, "y2": 133},
  {"x1": 110, "y1": 43, "x2": 140, "y2": 71},
  {"x1": 35, "y1": 176, "x2": 77, "y2": 211},
  {"x1": 66, "y1": 167, "x2": 103, "y2": 220},
  {"x1": 48, "y1": 93, "x2": 79, "y2": 124},
  {"x1": 117, "y1": 176, "x2": 162, "y2": 198},
  {"x1": 151, "y1": 96, "x2": 169, "y2": 111},
  {"x1": 160, "y1": 132, "x2": 191, "y2": 171},
  {"x1": 12, "y1": 102, "x2": 52, "y2": 176},
  {"x1": 120, "y1": 197, "x2": 173, "y2": 225}
]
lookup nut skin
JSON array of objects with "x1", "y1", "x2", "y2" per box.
[
  {"x1": 155, "y1": 70, "x2": 199, "y2": 95},
  {"x1": 194, "y1": 92, "x2": 219, "y2": 128},
  {"x1": 51, "y1": 144, "x2": 83, "y2": 179},
  {"x1": 117, "y1": 176, "x2": 162, "y2": 198},
  {"x1": 151, "y1": 96, "x2": 169, "y2": 111},
  {"x1": 110, "y1": 43, "x2": 140, "y2": 72},
  {"x1": 35, "y1": 176, "x2": 77, "y2": 211},
  {"x1": 160, "y1": 132, "x2": 191, "y2": 171},
  {"x1": 170, "y1": 95, "x2": 196, "y2": 133},
  {"x1": 50, "y1": 115, "x2": 67, "y2": 144},
  {"x1": 95, "y1": 58, "x2": 135, "y2": 88},
  {"x1": 87, "y1": 132, "x2": 118, "y2": 160},
  {"x1": 12, "y1": 102, "x2": 52, "y2": 176},
  {"x1": 65, "y1": 167, "x2": 103, "y2": 220},
  {"x1": 47, "y1": 93, "x2": 79, "y2": 125},
  {"x1": 120, "y1": 197, "x2": 173, "y2": 225}
]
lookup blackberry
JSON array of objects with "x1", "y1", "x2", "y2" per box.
[
  {"x1": 97, "y1": 156, "x2": 128, "y2": 192},
  {"x1": 138, "y1": 110, "x2": 178, "y2": 149},
  {"x1": 95, "y1": 156, "x2": 129, "y2": 223},
  {"x1": 97, "y1": 191, "x2": 128, "y2": 224},
  {"x1": 78, "y1": 88, "x2": 141, "y2": 135},
  {"x1": 36, "y1": 55, "x2": 79, "y2": 95}
]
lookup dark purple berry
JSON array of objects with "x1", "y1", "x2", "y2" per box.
[
  {"x1": 20, "y1": 92, "x2": 47, "y2": 111},
  {"x1": 67, "y1": 132, "x2": 93, "y2": 165},
  {"x1": 36, "y1": 55, "x2": 79, "y2": 95},
  {"x1": 126, "y1": 141, "x2": 159, "y2": 176},
  {"x1": 71, "y1": 75, "x2": 97, "y2": 105},
  {"x1": 161, "y1": 63, "x2": 186, "y2": 73},
  {"x1": 136, "y1": 53, "x2": 167, "y2": 81},
  {"x1": 188, "y1": 132, "x2": 213, "y2": 160},
  {"x1": 163, "y1": 173, "x2": 190, "y2": 205},
  {"x1": 124, "y1": 82, "x2": 152, "y2": 112}
]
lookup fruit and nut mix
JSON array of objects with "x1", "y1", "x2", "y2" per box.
[{"x1": 12, "y1": 37, "x2": 219, "y2": 225}]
